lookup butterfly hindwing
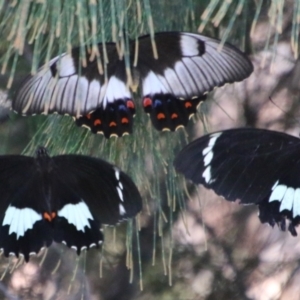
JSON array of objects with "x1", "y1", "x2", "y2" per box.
[
  {"x1": 174, "y1": 128, "x2": 300, "y2": 235},
  {"x1": 75, "y1": 98, "x2": 136, "y2": 138}
]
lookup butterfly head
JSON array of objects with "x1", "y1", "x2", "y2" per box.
[{"x1": 35, "y1": 146, "x2": 49, "y2": 158}]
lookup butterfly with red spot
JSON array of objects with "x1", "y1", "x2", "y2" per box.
[
  {"x1": 13, "y1": 32, "x2": 253, "y2": 138},
  {"x1": 0, "y1": 147, "x2": 142, "y2": 261},
  {"x1": 174, "y1": 128, "x2": 300, "y2": 236}
]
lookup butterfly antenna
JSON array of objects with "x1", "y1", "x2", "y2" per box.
[
  {"x1": 269, "y1": 96, "x2": 299, "y2": 125},
  {"x1": 211, "y1": 97, "x2": 235, "y2": 122}
]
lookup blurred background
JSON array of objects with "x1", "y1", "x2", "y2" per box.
[{"x1": 1, "y1": 0, "x2": 300, "y2": 299}]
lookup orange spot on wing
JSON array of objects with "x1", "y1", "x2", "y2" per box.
[
  {"x1": 43, "y1": 212, "x2": 56, "y2": 222},
  {"x1": 143, "y1": 97, "x2": 152, "y2": 107},
  {"x1": 94, "y1": 119, "x2": 101, "y2": 126},
  {"x1": 86, "y1": 114, "x2": 92, "y2": 119},
  {"x1": 157, "y1": 113, "x2": 165, "y2": 120},
  {"x1": 185, "y1": 102, "x2": 192, "y2": 108},
  {"x1": 171, "y1": 113, "x2": 178, "y2": 119},
  {"x1": 126, "y1": 100, "x2": 135, "y2": 109},
  {"x1": 109, "y1": 121, "x2": 117, "y2": 127},
  {"x1": 121, "y1": 117, "x2": 129, "y2": 124}
]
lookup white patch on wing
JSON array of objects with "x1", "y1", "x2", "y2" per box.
[
  {"x1": 118, "y1": 182, "x2": 123, "y2": 190},
  {"x1": 271, "y1": 180, "x2": 279, "y2": 190},
  {"x1": 269, "y1": 184, "x2": 287, "y2": 202},
  {"x1": 203, "y1": 151, "x2": 213, "y2": 167},
  {"x1": 58, "y1": 201, "x2": 93, "y2": 232},
  {"x1": 56, "y1": 54, "x2": 76, "y2": 77},
  {"x1": 180, "y1": 35, "x2": 199, "y2": 56},
  {"x1": 85, "y1": 79, "x2": 102, "y2": 111},
  {"x1": 119, "y1": 204, "x2": 126, "y2": 216},
  {"x1": 72, "y1": 76, "x2": 90, "y2": 116},
  {"x1": 174, "y1": 60, "x2": 198, "y2": 95},
  {"x1": 293, "y1": 189, "x2": 300, "y2": 217},
  {"x1": 202, "y1": 132, "x2": 222, "y2": 167},
  {"x1": 208, "y1": 132, "x2": 222, "y2": 147},
  {"x1": 114, "y1": 168, "x2": 120, "y2": 181},
  {"x1": 103, "y1": 76, "x2": 131, "y2": 108},
  {"x1": 61, "y1": 75, "x2": 78, "y2": 112},
  {"x1": 203, "y1": 166, "x2": 211, "y2": 183},
  {"x1": 163, "y1": 68, "x2": 185, "y2": 96},
  {"x1": 279, "y1": 187, "x2": 294, "y2": 212},
  {"x1": 117, "y1": 187, "x2": 124, "y2": 202},
  {"x1": 2, "y1": 206, "x2": 42, "y2": 239},
  {"x1": 142, "y1": 71, "x2": 169, "y2": 96},
  {"x1": 269, "y1": 184, "x2": 300, "y2": 218}
]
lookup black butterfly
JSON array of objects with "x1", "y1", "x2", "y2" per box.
[
  {"x1": 0, "y1": 147, "x2": 142, "y2": 261},
  {"x1": 13, "y1": 32, "x2": 253, "y2": 138},
  {"x1": 174, "y1": 128, "x2": 300, "y2": 236}
]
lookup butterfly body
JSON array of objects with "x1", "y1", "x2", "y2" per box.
[
  {"x1": 174, "y1": 128, "x2": 300, "y2": 236},
  {"x1": 14, "y1": 32, "x2": 253, "y2": 137},
  {"x1": 0, "y1": 147, "x2": 142, "y2": 261}
]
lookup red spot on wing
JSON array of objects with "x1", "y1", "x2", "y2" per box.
[
  {"x1": 143, "y1": 97, "x2": 152, "y2": 108},
  {"x1": 126, "y1": 100, "x2": 135, "y2": 109},
  {"x1": 94, "y1": 119, "x2": 101, "y2": 126},
  {"x1": 86, "y1": 114, "x2": 92, "y2": 119},
  {"x1": 43, "y1": 211, "x2": 56, "y2": 222},
  {"x1": 121, "y1": 117, "x2": 129, "y2": 124},
  {"x1": 157, "y1": 113, "x2": 166, "y2": 120},
  {"x1": 109, "y1": 121, "x2": 117, "y2": 127},
  {"x1": 171, "y1": 113, "x2": 178, "y2": 119},
  {"x1": 185, "y1": 101, "x2": 192, "y2": 108}
]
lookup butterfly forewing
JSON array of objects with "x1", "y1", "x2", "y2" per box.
[
  {"x1": 174, "y1": 128, "x2": 300, "y2": 235},
  {"x1": 14, "y1": 44, "x2": 129, "y2": 116},
  {"x1": 52, "y1": 155, "x2": 142, "y2": 225}
]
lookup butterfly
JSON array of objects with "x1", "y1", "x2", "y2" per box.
[
  {"x1": 174, "y1": 128, "x2": 300, "y2": 236},
  {"x1": 0, "y1": 147, "x2": 142, "y2": 261},
  {"x1": 13, "y1": 32, "x2": 253, "y2": 138}
]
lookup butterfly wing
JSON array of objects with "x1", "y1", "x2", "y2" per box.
[
  {"x1": 52, "y1": 155, "x2": 142, "y2": 225},
  {"x1": 174, "y1": 128, "x2": 300, "y2": 235},
  {"x1": 137, "y1": 32, "x2": 253, "y2": 131},
  {"x1": 0, "y1": 156, "x2": 53, "y2": 261},
  {"x1": 13, "y1": 44, "x2": 135, "y2": 138}
]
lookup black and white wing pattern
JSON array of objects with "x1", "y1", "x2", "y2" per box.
[
  {"x1": 137, "y1": 32, "x2": 253, "y2": 131},
  {"x1": 0, "y1": 147, "x2": 142, "y2": 261},
  {"x1": 174, "y1": 128, "x2": 300, "y2": 236},
  {"x1": 13, "y1": 32, "x2": 253, "y2": 137},
  {"x1": 14, "y1": 45, "x2": 135, "y2": 138}
]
